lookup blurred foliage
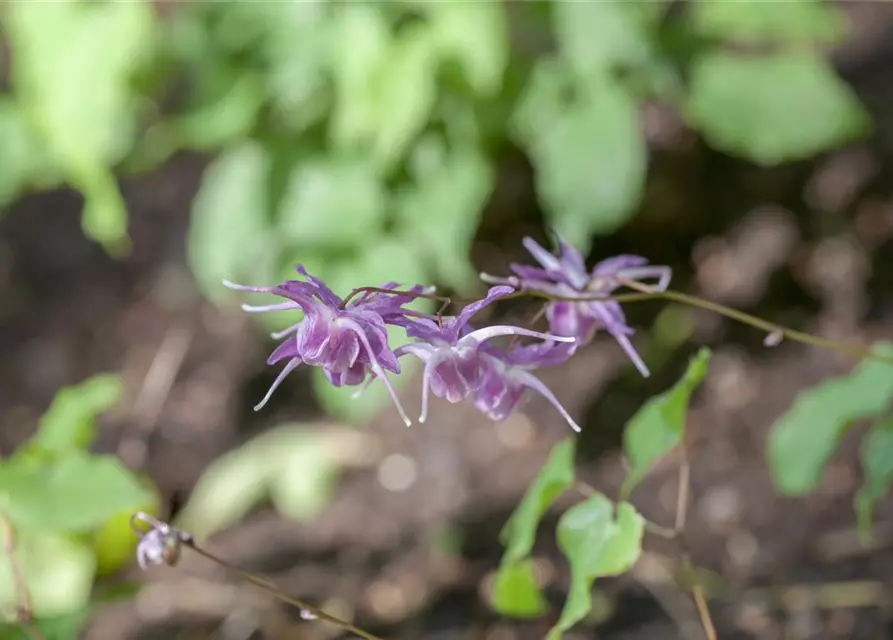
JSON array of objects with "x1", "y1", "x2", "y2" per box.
[
  {"x1": 767, "y1": 342, "x2": 893, "y2": 540},
  {"x1": 0, "y1": 375, "x2": 156, "y2": 633},
  {"x1": 0, "y1": 0, "x2": 870, "y2": 421},
  {"x1": 174, "y1": 424, "x2": 342, "y2": 542},
  {"x1": 493, "y1": 349, "x2": 708, "y2": 634}
]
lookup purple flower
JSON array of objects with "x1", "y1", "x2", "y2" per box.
[
  {"x1": 475, "y1": 340, "x2": 582, "y2": 432},
  {"x1": 225, "y1": 265, "x2": 427, "y2": 426},
  {"x1": 481, "y1": 236, "x2": 671, "y2": 377},
  {"x1": 392, "y1": 285, "x2": 576, "y2": 423}
]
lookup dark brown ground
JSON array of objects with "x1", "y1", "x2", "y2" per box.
[{"x1": 5, "y1": 4, "x2": 893, "y2": 640}]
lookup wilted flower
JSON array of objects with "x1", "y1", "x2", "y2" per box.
[
  {"x1": 481, "y1": 236, "x2": 671, "y2": 377},
  {"x1": 225, "y1": 265, "x2": 428, "y2": 426},
  {"x1": 393, "y1": 285, "x2": 576, "y2": 423},
  {"x1": 131, "y1": 512, "x2": 191, "y2": 570},
  {"x1": 475, "y1": 340, "x2": 581, "y2": 431}
]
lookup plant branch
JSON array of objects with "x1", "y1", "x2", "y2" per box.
[{"x1": 1, "y1": 517, "x2": 44, "y2": 640}]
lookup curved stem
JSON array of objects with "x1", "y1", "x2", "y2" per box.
[{"x1": 186, "y1": 543, "x2": 384, "y2": 640}]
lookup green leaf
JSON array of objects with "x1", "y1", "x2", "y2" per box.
[
  {"x1": 621, "y1": 348, "x2": 712, "y2": 498},
  {"x1": 0, "y1": 98, "x2": 56, "y2": 205},
  {"x1": 0, "y1": 608, "x2": 91, "y2": 640},
  {"x1": 0, "y1": 531, "x2": 95, "y2": 619},
  {"x1": 187, "y1": 142, "x2": 274, "y2": 302},
  {"x1": 7, "y1": 0, "x2": 154, "y2": 253},
  {"x1": 491, "y1": 559, "x2": 548, "y2": 619},
  {"x1": 427, "y1": 1, "x2": 509, "y2": 96},
  {"x1": 514, "y1": 72, "x2": 646, "y2": 241},
  {"x1": 173, "y1": 72, "x2": 266, "y2": 151},
  {"x1": 396, "y1": 136, "x2": 494, "y2": 289},
  {"x1": 856, "y1": 418, "x2": 893, "y2": 543},
  {"x1": 691, "y1": 0, "x2": 847, "y2": 45},
  {"x1": 552, "y1": 1, "x2": 653, "y2": 81},
  {"x1": 370, "y1": 26, "x2": 439, "y2": 171},
  {"x1": 329, "y1": 4, "x2": 392, "y2": 151},
  {"x1": 548, "y1": 497, "x2": 644, "y2": 638},
  {"x1": 501, "y1": 439, "x2": 576, "y2": 564},
  {"x1": 26, "y1": 374, "x2": 122, "y2": 457},
  {"x1": 687, "y1": 52, "x2": 870, "y2": 166},
  {"x1": 277, "y1": 156, "x2": 387, "y2": 250},
  {"x1": 310, "y1": 238, "x2": 431, "y2": 423},
  {"x1": 176, "y1": 425, "x2": 338, "y2": 541},
  {"x1": 1, "y1": 452, "x2": 153, "y2": 533},
  {"x1": 768, "y1": 343, "x2": 893, "y2": 495}
]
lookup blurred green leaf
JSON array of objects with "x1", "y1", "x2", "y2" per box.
[
  {"x1": 553, "y1": 1, "x2": 653, "y2": 81},
  {"x1": 371, "y1": 26, "x2": 439, "y2": 171},
  {"x1": 687, "y1": 52, "x2": 870, "y2": 166},
  {"x1": 0, "y1": 530, "x2": 95, "y2": 620},
  {"x1": 396, "y1": 136, "x2": 494, "y2": 289},
  {"x1": 621, "y1": 348, "x2": 711, "y2": 498},
  {"x1": 311, "y1": 238, "x2": 431, "y2": 423},
  {"x1": 176, "y1": 425, "x2": 338, "y2": 541},
  {"x1": 7, "y1": 0, "x2": 154, "y2": 253},
  {"x1": 187, "y1": 142, "x2": 274, "y2": 302},
  {"x1": 691, "y1": 0, "x2": 846, "y2": 45},
  {"x1": 0, "y1": 99, "x2": 55, "y2": 205},
  {"x1": 174, "y1": 72, "x2": 266, "y2": 150},
  {"x1": 28, "y1": 374, "x2": 122, "y2": 457},
  {"x1": 329, "y1": 4, "x2": 392, "y2": 151},
  {"x1": 491, "y1": 558, "x2": 548, "y2": 619},
  {"x1": 1, "y1": 452, "x2": 152, "y2": 533},
  {"x1": 427, "y1": 1, "x2": 508, "y2": 96},
  {"x1": 768, "y1": 343, "x2": 893, "y2": 495},
  {"x1": 515, "y1": 72, "x2": 646, "y2": 241},
  {"x1": 278, "y1": 156, "x2": 387, "y2": 250},
  {"x1": 856, "y1": 418, "x2": 893, "y2": 544},
  {"x1": 0, "y1": 608, "x2": 91, "y2": 640},
  {"x1": 548, "y1": 497, "x2": 643, "y2": 638},
  {"x1": 501, "y1": 439, "x2": 576, "y2": 564}
]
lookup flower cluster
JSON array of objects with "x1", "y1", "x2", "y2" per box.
[{"x1": 226, "y1": 236, "x2": 670, "y2": 432}]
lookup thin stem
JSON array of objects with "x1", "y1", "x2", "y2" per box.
[
  {"x1": 339, "y1": 286, "x2": 453, "y2": 310},
  {"x1": 1, "y1": 517, "x2": 45, "y2": 640},
  {"x1": 184, "y1": 541, "x2": 384, "y2": 640}
]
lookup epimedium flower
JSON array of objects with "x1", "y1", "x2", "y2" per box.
[
  {"x1": 224, "y1": 265, "x2": 430, "y2": 426},
  {"x1": 475, "y1": 339, "x2": 581, "y2": 432},
  {"x1": 391, "y1": 285, "x2": 576, "y2": 423},
  {"x1": 481, "y1": 236, "x2": 671, "y2": 377}
]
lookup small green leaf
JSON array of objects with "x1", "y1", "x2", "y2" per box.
[
  {"x1": 691, "y1": 0, "x2": 847, "y2": 45},
  {"x1": 1, "y1": 452, "x2": 152, "y2": 533},
  {"x1": 552, "y1": 1, "x2": 653, "y2": 81},
  {"x1": 856, "y1": 418, "x2": 893, "y2": 543},
  {"x1": 0, "y1": 531, "x2": 96, "y2": 619},
  {"x1": 491, "y1": 559, "x2": 548, "y2": 619},
  {"x1": 267, "y1": 427, "x2": 338, "y2": 522},
  {"x1": 277, "y1": 156, "x2": 387, "y2": 250},
  {"x1": 622, "y1": 348, "x2": 711, "y2": 498},
  {"x1": 28, "y1": 374, "x2": 122, "y2": 457},
  {"x1": 0, "y1": 608, "x2": 91, "y2": 640},
  {"x1": 0, "y1": 98, "x2": 56, "y2": 205},
  {"x1": 396, "y1": 136, "x2": 494, "y2": 289},
  {"x1": 7, "y1": 0, "x2": 154, "y2": 253},
  {"x1": 548, "y1": 497, "x2": 644, "y2": 638},
  {"x1": 427, "y1": 1, "x2": 509, "y2": 96},
  {"x1": 187, "y1": 142, "x2": 274, "y2": 302},
  {"x1": 501, "y1": 439, "x2": 576, "y2": 564},
  {"x1": 687, "y1": 52, "x2": 870, "y2": 166},
  {"x1": 514, "y1": 72, "x2": 646, "y2": 241},
  {"x1": 768, "y1": 343, "x2": 893, "y2": 495}
]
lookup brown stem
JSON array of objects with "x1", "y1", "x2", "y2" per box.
[
  {"x1": 1, "y1": 517, "x2": 45, "y2": 640},
  {"x1": 184, "y1": 541, "x2": 384, "y2": 640}
]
